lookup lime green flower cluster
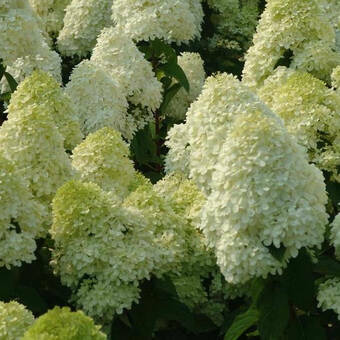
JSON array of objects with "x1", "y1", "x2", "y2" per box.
[
  {"x1": 242, "y1": 0, "x2": 340, "y2": 88},
  {"x1": 51, "y1": 180, "x2": 158, "y2": 318},
  {"x1": 0, "y1": 301, "x2": 34, "y2": 340},
  {"x1": 258, "y1": 67, "x2": 340, "y2": 182},
  {"x1": 8, "y1": 71, "x2": 83, "y2": 150},
  {"x1": 72, "y1": 128, "x2": 135, "y2": 196},
  {"x1": 207, "y1": 0, "x2": 260, "y2": 53},
  {"x1": 22, "y1": 307, "x2": 106, "y2": 339}
]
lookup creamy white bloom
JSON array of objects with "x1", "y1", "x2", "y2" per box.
[
  {"x1": 0, "y1": 2, "x2": 61, "y2": 85},
  {"x1": 242, "y1": 0, "x2": 339, "y2": 88},
  {"x1": 28, "y1": 0, "x2": 71, "y2": 35},
  {"x1": 0, "y1": 156, "x2": 45, "y2": 268},
  {"x1": 0, "y1": 107, "x2": 73, "y2": 230},
  {"x1": 165, "y1": 52, "x2": 205, "y2": 120},
  {"x1": 185, "y1": 73, "x2": 275, "y2": 194},
  {"x1": 177, "y1": 73, "x2": 328, "y2": 284},
  {"x1": 57, "y1": 0, "x2": 113, "y2": 56},
  {"x1": 91, "y1": 27, "x2": 163, "y2": 113},
  {"x1": 65, "y1": 60, "x2": 136, "y2": 140},
  {"x1": 72, "y1": 127, "x2": 136, "y2": 197},
  {"x1": 165, "y1": 123, "x2": 191, "y2": 176},
  {"x1": 330, "y1": 214, "x2": 340, "y2": 260},
  {"x1": 317, "y1": 278, "x2": 340, "y2": 320},
  {"x1": 0, "y1": 301, "x2": 34, "y2": 340},
  {"x1": 258, "y1": 67, "x2": 340, "y2": 182},
  {"x1": 111, "y1": 0, "x2": 203, "y2": 44}
]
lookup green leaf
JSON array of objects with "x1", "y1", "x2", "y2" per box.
[
  {"x1": 4, "y1": 72, "x2": 18, "y2": 92},
  {"x1": 224, "y1": 307, "x2": 258, "y2": 340},
  {"x1": 160, "y1": 62, "x2": 190, "y2": 92},
  {"x1": 300, "y1": 317, "x2": 326, "y2": 340},
  {"x1": 0, "y1": 63, "x2": 5, "y2": 80},
  {"x1": 151, "y1": 39, "x2": 177, "y2": 63},
  {"x1": 267, "y1": 244, "x2": 286, "y2": 262},
  {"x1": 159, "y1": 83, "x2": 182, "y2": 114},
  {"x1": 16, "y1": 286, "x2": 47, "y2": 315},
  {"x1": 282, "y1": 248, "x2": 315, "y2": 311},
  {"x1": 0, "y1": 91, "x2": 11, "y2": 102},
  {"x1": 314, "y1": 256, "x2": 340, "y2": 277},
  {"x1": 257, "y1": 282, "x2": 290, "y2": 340}
]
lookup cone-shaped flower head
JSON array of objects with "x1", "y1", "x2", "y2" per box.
[
  {"x1": 197, "y1": 76, "x2": 328, "y2": 284},
  {"x1": 258, "y1": 67, "x2": 340, "y2": 181},
  {"x1": 91, "y1": 27, "x2": 163, "y2": 114},
  {"x1": 332, "y1": 65, "x2": 340, "y2": 89},
  {"x1": 0, "y1": 155, "x2": 45, "y2": 268},
  {"x1": 154, "y1": 173, "x2": 214, "y2": 277},
  {"x1": 28, "y1": 0, "x2": 71, "y2": 36},
  {"x1": 0, "y1": 301, "x2": 34, "y2": 340},
  {"x1": 65, "y1": 60, "x2": 134, "y2": 139},
  {"x1": 72, "y1": 127, "x2": 135, "y2": 197},
  {"x1": 165, "y1": 52, "x2": 206, "y2": 121},
  {"x1": 0, "y1": 107, "x2": 73, "y2": 229},
  {"x1": 8, "y1": 70, "x2": 83, "y2": 150},
  {"x1": 185, "y1": 73, "x2": 274, "y2": 194},
  {"x1": 111, "y1": 0, "x2": 203, "y2": 44},
  {"x1": 123, "y1": 180, "x2": 187, "y2": 276},
  {"x1": 317, "y1": 278, "x2": 340, "y2": 320},
  {"x1": 22, "y1": 307, "x2": 106, "y2": 339},
  {"x1": 57, "y1": 0, "x2": 113, "y2": 57},
  {"x1": 330, "y1": 214, "x2": 340, "y2": 260},
  {"x1": 0, "y1": 2, "x2": 61, "y2": 84},
  {"x1": 242, "y1": 0, "x2": 339, "y2": 88},
  {"x1": 51, "y1": 181, "x2": 157, "y2": 318},
  {"x1": 165, "y1": 123, "x2": 191, "y2": 176}
]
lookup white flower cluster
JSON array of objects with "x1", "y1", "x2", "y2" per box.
[
  {"x1": 72, "y1": 128, "x2": 136, "y2": 197},
  {"x1": 111, "y1": 0, "x2": 203, "y2": 44},
  {"x1": 28, "y1": 0, "x2": 71, "y2": 36},
  {"x1": 242, "y1": 0, "x2": 339, "y2": 88},
  {"x1": 167, "y1": 73, "x2": 328, "y2": 284},
  {"x1": 330, "y1": 214, "x2": 340, "y2": 260},
  {"x1": 91, "y1": 27, "x2": 163, "y2": 113},
  {"x1": 317, "y1": 278, "x2": 340, "y2": 320},
  {"x1": 66, "y1": 27, "x2": 163, "y2": 140},
  {"x1": 165, "y1": 53, "x2": 205, "y2": 121},
  {"x1": 332, "y1": 66, "x2": 340, "y2": 89},
  {"x1": 0, "y1": 301, "x2": 34, "y2": 340},
  {"x1": 0, "y1": 0, "x2": 61, "y2": 85},
  {"x1": 0, "y1": 156, "x2": 45, "y2": 268},
  {"x1": 65, "y1": 61, "x2": 131, "y2": 139},
  {"x1": 8, "y1": 71, "x2": 83, "y2": 150},
  {"x1": 165, "y1": 123, "x2": 191, "y2": 176},
  {"x1": 187, "y1": 73, "x2": 275, "y2": 194},
  {"x1": 258, "y1": 67, "x2": 340, "y2": 182},
  {"x1": 57, "y1": 0, "x2": 113, "y2": 57},
  {"x1": 51, "y1": 180, "x2": 158, "y2": 319},
  {"x1": 0, "y1": 107, "x2": 73, "y2": 229}
]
